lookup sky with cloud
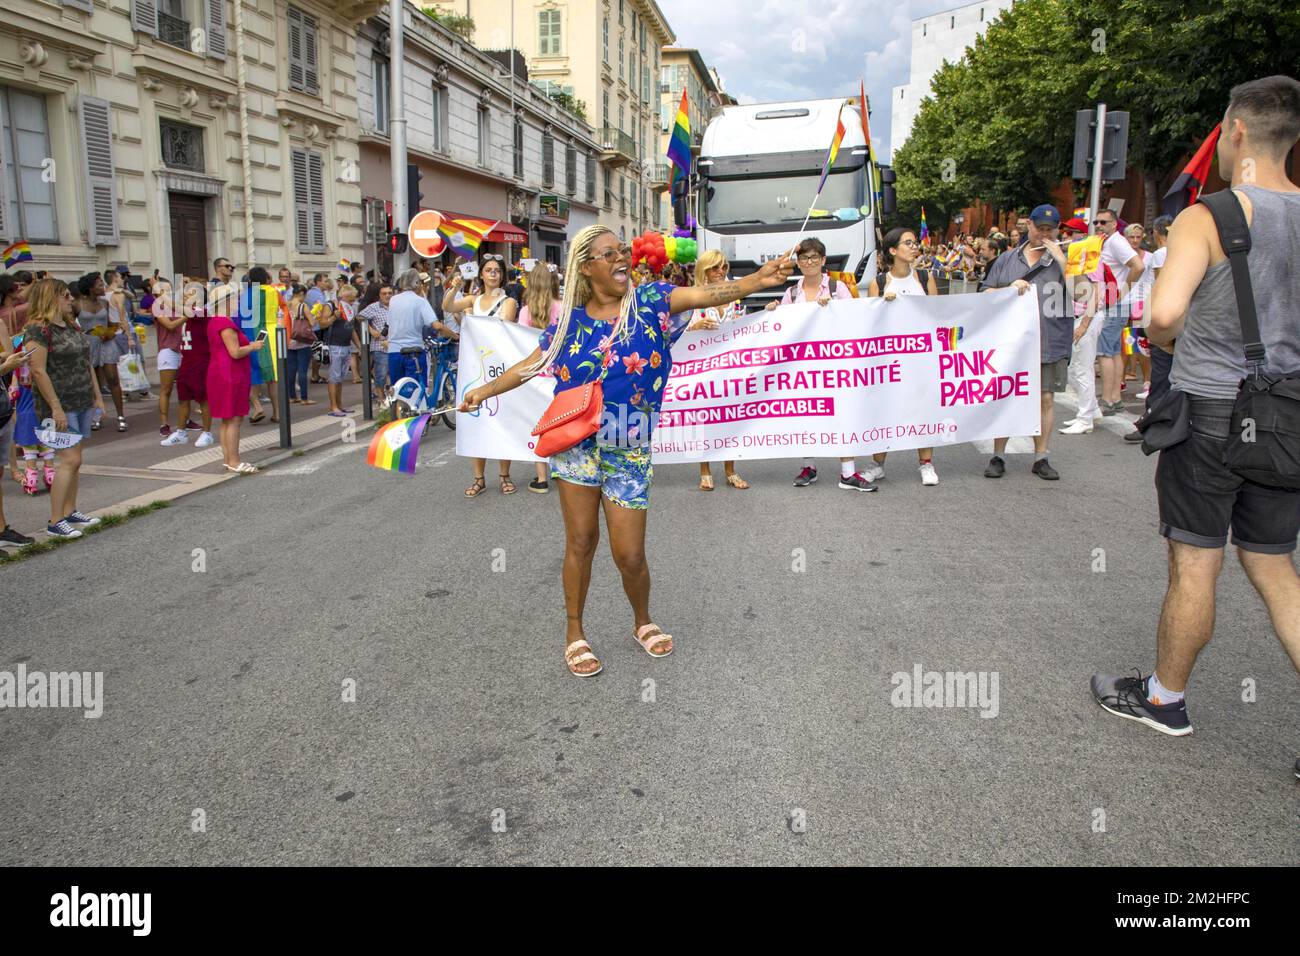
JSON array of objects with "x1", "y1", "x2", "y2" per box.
[{"x1": 655, "y1": 0, "x2": 963, "y2": 162}]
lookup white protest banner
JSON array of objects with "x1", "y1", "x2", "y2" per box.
[
  {"x1": 454, "y1": 289, "x2": 1041, "y2": 463},
  {"x1": 454, "y1": 317, "x2": 550, "y2": 462}
]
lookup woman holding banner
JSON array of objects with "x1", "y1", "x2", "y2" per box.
[
  {"x1": 460, "y1": 225, "x2": 793, "y2": 678},
  {"x1": 864, "y1": 227, "x2": 942, "y2": 487},
  {"x1": 688, "y1": 249, "x2": 749, "y2": 491}
]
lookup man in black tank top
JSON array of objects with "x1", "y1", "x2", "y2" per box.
[{"x1": 1092, "y1": 77, "x2": 1300, "y2": 764}]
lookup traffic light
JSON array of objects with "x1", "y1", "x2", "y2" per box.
[
  {"x1": 389, "y1": 230, "x2": 408, "y2": 255},
  {"x1": 406, "y1": 163, "x2": 423, "y2": 220},
  {"x1": 670, "y1": 172, "x2": 689, "y2": 228}
]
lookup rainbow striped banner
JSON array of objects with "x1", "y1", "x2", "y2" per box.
[
  {"x1": 817, "y1": 104, "x2": 846, "y2": 194},
  {"x1": 238, "y1": 283, "x2": 284, "y2": 382},
  {"x1": 367, "y1": 414, "x2": 432, "y2": 474}
]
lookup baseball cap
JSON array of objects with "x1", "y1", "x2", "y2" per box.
[
  {"x1": 1030, "y1": 204, "x2": 1061, "y2": 226},
  {"x1": 1063, "y1": 217, "x2": 1089, "y2": 233},
  {"x1": 114, "y1": 264, "x2": 131, "y2": 274}
]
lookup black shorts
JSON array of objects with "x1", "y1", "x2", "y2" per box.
[{"x1": 1155, "y1": 402, "x2": 1300, "y2": 554}]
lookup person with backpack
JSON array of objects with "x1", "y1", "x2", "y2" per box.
[
  {"x1": 1092, "y1": 76, "x2": 1300, "y2": 760},
  {"x1": 861, "y1": 227, "x2": 942, "y2": 486},
  {"x1": 766, "y1": 238, "x2": 872, "y2": 491}
]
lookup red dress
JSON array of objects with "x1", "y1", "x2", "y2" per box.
[{"x1": 205, "y1": 314, "x2": 251, "y2": 420}]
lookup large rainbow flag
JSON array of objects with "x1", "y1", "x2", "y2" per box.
[
  {"x1": 438, "y1": 213, "x2": 497, "y2": 260},
  {"x1": 3, "y1": 241, "x2": 33, "y2": 269},
  {"x1": 238, "y1": 283, "x2": 285, "y2": 382},
  {"x1": 367, "y1": 414, "x2": 432, "y2": 474},
  {"x1": 666, "y1": 88, "x2": 691, "y2": 184}
]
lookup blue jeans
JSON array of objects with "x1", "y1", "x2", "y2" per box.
[
  {"x1": 370, "y1": 350, "x2": 389, "y2": 391},
  {"x1": 387, "y1": 351, "x2": 428, "y2": 395},
  {"x1": 286, "y1": 348, "x2": 312, "y2": 400}
]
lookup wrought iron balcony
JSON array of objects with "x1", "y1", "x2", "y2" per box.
[
  {"x1": 597, "y1": 127, "x2": 636, "y2": 166},
  {"x1": 157, "y1": 12, "x2": 192, "y2": 51}
]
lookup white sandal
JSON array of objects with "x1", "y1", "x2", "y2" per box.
[
  {"x1": 633, "y1": 624, "x2": 673, "y2": 658},
  {"x1": 564, "y1": 639, "x2": 603, "y2": 678},
  {"x1": 223, "y1": 462, "x2": 259, "y2": 475}
]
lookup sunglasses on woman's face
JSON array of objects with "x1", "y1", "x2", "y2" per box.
[{"x1": 590, "y1": 245, "x2": 632, "y2": 264}]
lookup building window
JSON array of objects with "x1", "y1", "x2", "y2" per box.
[
  {"x1": 160, "y1": 118, "x2": 205, "y2": 172},
  {"x1": 619, "y1": 104, "x2": 624, "y2": 133},
  {"x1": 431, "y1": 82, "x2": 446, "y2": 151},
  {"x1": 618, "y1": 0, "x2": 623, "y2": 26},
  {"x1": 538, "y1": 9, "x2": 562, "y2": 56},
  {"x1": 565, "y1": 141, "x2": 576, "y2": 195},
  {"x1": 619, "y1": 175, "x2": 625, "y2": 217},
  {"x1": 287, "y1": 6, "x2": 319, "y2": 96},
  {"x1": 602, "y1": 17, "x2": 609, "y2": 63},
  {"x1": 618, "y1": 37, "x2": 624, "y2": 81},
  {"x1": 603, "y1": 92, "x2": 610, "y2": 127},
  {"x1": 373, "y1": 56, "x2": 390, "y2": 133},
  {"x1": 542, "y1": 129, "x2": 555, "y2": 187},
  {"x1": 980, "y1": 7, "x2": 984, "y2": 20},
  {"x1": 951, "y1": 15, "x2": 955, "y2": 28},
  {"x1": 291, "y1": 147, "x2": 325, "y2": 253},
  {"x1": 922, "y1": 22, "x2": 926, "y2": 37},
  {"x1": 156, "y1": 0, "x2": 191, "y2": 51},
  {"x1": 477, "y1": 106, "x2": 490, "y2": 166},
  {"x1": 603, "y1": 167, "x2": 611, "y2": 209},
  {"x1": 513, "y1": 116, "x2": 524, "y2": 179},
  {"x1": 0, "y1": 87, "x2": 58, "y2": 242},
  {"x1": 585, "y1": 153, "x2": 595, "y2": 203}
]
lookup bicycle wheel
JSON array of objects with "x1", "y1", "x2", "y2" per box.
[{"x1": 439, "y1": 371, "x2": 457, "y2": 430}]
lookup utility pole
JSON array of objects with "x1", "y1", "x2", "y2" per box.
[
  {"x1": 1087, "y1": 103, "x2": 1106, "y2": 236},
  {"x1": 389, "y1": 0, "x2": 410, "y2": 274}
]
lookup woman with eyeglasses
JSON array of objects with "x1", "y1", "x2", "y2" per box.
[
  {"x1": 687, "y1": 249, "x2": 749, "y2": 491},
  {"x1": 24, "y1": 279, "x2": 106, "y2": 539},
  {"x1": 766, "y1": 237, "x2": 870, "y2": 492},
  {"x1": 460, "y1": 224, "x2": 793, "y2": 678},
  {"x1": 445, "y1": 253, "x2": 520, "y2": 496},
  {"x1": 864, "y1": 227, "x2": 942, "y2": 486}
]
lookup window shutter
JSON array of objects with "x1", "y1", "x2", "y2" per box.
[
  {"x1": 292, "y1": 148, "x2": 309, "y2": 249},
  {"x1": 308, "y1": 151, "x2": 325, "y2": 252},
  {"x1": 287, "y1": 8, "x2": 304, "y2": 91},
  {"x1": 78, "y1": 95, "x2": 119, "y2": 246},
  {"x1": 303, "y1": 16, "x2": 319, "y2": 95},
  {"x1": 0, "y1": 131, "x2": 10, "y2": 243},
  {"x1": 62, "y1": 0, "x2": 94, "y2": 12},
  {"x1": 206, "y1": 0, "x2": 227, "y2": 60},
  {"x1": 131, "y1": 0, "x2": 159, "y2": 36}
]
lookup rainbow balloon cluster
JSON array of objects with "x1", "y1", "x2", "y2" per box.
[{"x1": 631, "y1": 231, "x2": 697, "y2": 275}]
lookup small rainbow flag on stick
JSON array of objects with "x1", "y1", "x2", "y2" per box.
[
  {"x1": 817, "y1": 104, "x2": 847, "y2": 193},
  {"x1": 437, "y1": 214, "x2": 497, "y2": 260},
  {"x1": 367, "y1": 414, "x2": 432, "y2": 475},
  {"x1": 919, "y1": 207, "x2": 930, "y2": 246},
  {"x1": 3, "y1": 241, "x2": 33, "y2": 269}
]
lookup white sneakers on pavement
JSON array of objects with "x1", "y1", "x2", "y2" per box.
[
  {"x1": 1059, "y1": 419, "x2": 1094, "y2": 434},
  {"x1": 861, "y1": 462, "x2": 885, "y2": 482},
  {"x1": 919, "y1": 462, "x2": 939, "y2": 486},
  {"x1": 161, "y1": 430, "x2": 189, "y2": 446},
  {"x1": 194, "y1": 432, "x2": 215, "y2": 448}
]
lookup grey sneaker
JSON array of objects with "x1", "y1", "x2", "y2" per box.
[
  {"x1": 838, "y1": 472, "x2": 878, "y2": 492},
  {"x1": 1090, "y1": 672, "x2": 1193, "y2": 737},
  {"x1": 983, "y1": 456, "x2": 1006, "y2": 478},
  {"x1": 793, "y1": 466, "x2": 818, "y2": 487},
  {"x1": 46, "y1": 519, "x2": 82, "y2": 539}
]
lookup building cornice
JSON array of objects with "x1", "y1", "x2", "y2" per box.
[{"x1": 2, "y1": 11, "x2": 108, "y2": 60}]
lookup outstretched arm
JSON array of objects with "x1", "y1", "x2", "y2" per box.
[{"x1": 668, "y1": 248, "x2": 795, "y2": 314}]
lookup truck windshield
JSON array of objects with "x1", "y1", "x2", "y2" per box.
[{"x1": 705, "y1": 169, "x2": 867, "y2": 228}]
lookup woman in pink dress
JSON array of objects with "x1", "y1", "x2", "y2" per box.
[{"x1": 206, "y1": 290, "x2": 264, "y2": 474}]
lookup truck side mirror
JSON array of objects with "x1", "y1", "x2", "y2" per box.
[{"x1": 878, "y1": 165, "x2": 897, "y2": 217}]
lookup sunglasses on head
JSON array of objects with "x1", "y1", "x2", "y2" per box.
[{"x1": 482, "y1": 254, "x2": 505, "y2": 263}]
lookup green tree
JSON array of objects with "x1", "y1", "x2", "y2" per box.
[{"x1": 421, "y1": 5, "x2": 475, "y2": 41}]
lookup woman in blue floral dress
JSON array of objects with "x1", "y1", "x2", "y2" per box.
[{"x1": 461, "y1": 225, "x2": 793, "y2": 677}]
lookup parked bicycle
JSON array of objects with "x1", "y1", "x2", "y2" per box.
[{"x1": 385, "y1": 337, "x2": 457, "y2": 430}]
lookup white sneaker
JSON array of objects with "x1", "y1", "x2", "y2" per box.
[
  {"x1": 1137, "y1": 383, "x2": 1151, "y2": 400},
  {"x1": 861, "y1": 462, "x2": 885, "y2": 482},
  {"x1": 194, "y1": 431, "x2": 215, "y2": 448},
  {"x1": 161, "y1": 429, "x2": 189, "y2": 446},
  {"x1": 1059, "y1": 418, "x2": 1079, "y2": 428},
  {"x1": 919, "y1": 462, "x2": 939, "y2": 486},
  {"x1": 1059, "y1": 419, "x2": 1094, "y2": 434}
]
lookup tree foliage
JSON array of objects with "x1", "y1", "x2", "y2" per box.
[{"x1": 892, "y1": 0, "x2": 1300, "y2": 227}]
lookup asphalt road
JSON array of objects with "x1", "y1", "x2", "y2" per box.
[{"x1": 1, "y1": 410, "x2": 1296, "y2": 866}]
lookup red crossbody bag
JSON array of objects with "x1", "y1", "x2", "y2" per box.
[{"x1": 530, "y1": 343, "x2": 611, "y2": 458}]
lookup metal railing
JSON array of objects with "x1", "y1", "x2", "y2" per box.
[
  {"x1": 596, "y1": 127, "x2": 636, "y2": 160},
  {"x1": 157, "y1": 12, "x2": 191, "y2": 50}
]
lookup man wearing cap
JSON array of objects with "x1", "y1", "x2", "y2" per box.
[{"x1": 978, "y1": 204, "x2": 1072, "y2": 481}]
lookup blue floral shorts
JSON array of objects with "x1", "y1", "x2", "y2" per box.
[{"x1": 550, "y1": 436, "x2": 653, "y2": 509}]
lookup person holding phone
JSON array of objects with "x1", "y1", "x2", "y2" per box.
[
  {"x1": 459, "y1": 225, "x2": 793, "y2": 678},
  {"x1": 206, "y1": 283, "x2": 264, "y2": 474},
  {"x1": 24, "y1": 279, "x2": 105, "y2": 539},
  {"x1": 0, "y1": 331, "x2": 37, "y2": 545},
  {"x1": 444, "y1": 253, "x2": 519, "y2": 496}
]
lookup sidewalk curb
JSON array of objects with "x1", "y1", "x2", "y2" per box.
[{"x1": 253, "y1": 416, "x2": 381, "y2": 471}]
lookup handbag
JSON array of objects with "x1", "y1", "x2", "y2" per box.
[
  {"x1": 290, "y1": 304, "x2": 317, "y2": 345},
  {"x1": 1200, "y1": 190, "x2": 1300, "y2": 489},
  {"x1": 1135, "y1": 387, "x2": 1190, "y2": 455},
  {"x1": 530, "y1": 344, "x2": 611, "y2": 458}
]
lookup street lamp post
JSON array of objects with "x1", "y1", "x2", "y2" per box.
[{"x1": 389, "y1": 0, "x2": 410, "y2": 274}]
